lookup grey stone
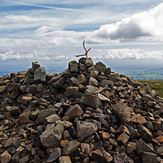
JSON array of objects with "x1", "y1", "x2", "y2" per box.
[
  {"x1": 112, "y1": 102, "x2": 133, "y2": 123},
  {"x1": 105, "y1": 67, "x2": 111, "y2": 75},
  {"x1": 40, "y1": 123, "x2": 64, "y2": 147},
  {"x1": 81, "y1": 143, "x2": 91, "y2": 156},
  {"x1": 79, "y1": 57, "x2": 86, "y2": 64},
  {"x1": 156, "y1": 146, "x2": 163, "y2": 155},
  {"x1": 52, "y1": 77, "x2": 65, "y2": 89},
  {"x1": 69, "y1": 61, "x2": 78, "y2": 73},
  {"x1": 1, "y1": 151, "x2": 11, "y2": 163},
  {"x1": 36, "y1": 83, "x2": 44, "y2": 92},
  {"x1": 65, "y1": 86, "x2": 79, "y2": 97},
  {"x1": 18, "y1": 109, "x2": 31, "y2": 124},
  {"x1": 32, "y1": 61, "x2": 40, "y2": 70},
  {"x1": 117, "y1": 132, "x2": 130, "y2": 144},
  {"x1": 95, "y1": 62, "x2": 107, "y2": 72},
  {"x1": 89, "y1": 77, "x2": 98, "y2": 86},
  {"x1": 136, "y1": 139, "x2": 155, "y2": 154},
  {"x1": 77, "y1": 74, "x2": 87, "y2": 84},
  {"x1": 34, "y1": 67, "x2": 46, "y2": 81},
  {"x1": 7, "y1": 106, "x2": 20, "y2": 118},
  {"x1": 46, "y1": 114, "x2": 61, "y2": 123},
  {"x1": 86, "y1": 85, "x2": 98, "y2": 94},
  {"x1": 92, "y1": 148, "x2": 113, "y2": 163},
  {"x1": 70, "y1": 77, "x2": 79, "y2": 85},
  {"x1": 87, "y1": 66, "x2": 95, "y2": 72},
  {"x1": 101, "y1": 79, "x2": 114, "y2": 87},
  {"x1": 63, "y1": 104, "x2": 84, "y2": 121},
  {"x1": 85, "y1": 58, "x2": 94, "y2": 67},
  {"x1": 142, "y1": 152, "x2": 160, "y2": 163},
  {"x1": 138, "y1": 125, "x2": 153, "y2": 141},
  {"x1": 19, "y1": 155, "x2": 29, "y2": 163},
  {"x1": 82, "y1": 94, "x2": 101, "y2": 108},
  {"x1": 59, "y1": 156, "x2": 72, "y2": 163},
  {"x1": 18, "y1": 95, "x2": 33, "y2": 104},
  {"x1": 90, "y1": 70, "x2": 98, "y2": 78},
  {"x1": 79, "y1": 63, "x2": 86, "y2": 71},
  {"x1": 76, "y1": 121, "x2": 98, "y2": 140},
  {"x1": 98, "y1": 93, "x2": 110, "y2": 102},
  {"x1": 126, "y1": 142, "x2": 136, "y2": 154},
  {"x1": 37, "y1": 109, "x2": 56, "y2": 123},
  {"x1": 0, "y1": 85, "x2": 7, "y2": 94},
  {"x1": 62, "y1": 141, "x2": 80, "y2": 155},
  {"x1": 47, "y1": 148, "x2": 61, "y2": 162},
  {"x1": 113, "y1": 152, "x2": 130, "y2": 163},
  {"x1": 27, "y1": 84, "x2": 36, "y2": 93}
]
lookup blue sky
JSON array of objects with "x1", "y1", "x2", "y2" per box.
[{"x1": 0, "y1": 0, "x2": 163, "y2": 61}]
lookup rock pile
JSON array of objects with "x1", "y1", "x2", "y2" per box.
[{"x1": 0, "y1": 58, "x2": 162, "y2": 163}]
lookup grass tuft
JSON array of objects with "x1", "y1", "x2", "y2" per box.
[{"x1": 139, "y1": 80, "x2": 163, "y2": 97}]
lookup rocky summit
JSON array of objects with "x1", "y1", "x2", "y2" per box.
[{"x1": 0, "y1": 58, "x2": 163, "y2": 163}]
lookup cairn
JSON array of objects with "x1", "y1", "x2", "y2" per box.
[{"x1": 0, "y1": 56, "x2": 162, "y2": 163}]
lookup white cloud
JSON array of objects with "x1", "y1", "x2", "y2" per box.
[
  {"x1": 0, "y1": 50, "x2": 69, "y2": 61},
  {"x1": 0, "y1": 48, "x2": 162, "y2": 61},
  {"x1": 0, "y1": 1, "x2": 163, "y2": 62},
  {"x1": 34, "y1": 2, "x2": 163, "y2": 46},
  {"x1": 9, "y1": 0, "x2": 83, "y2": 12},
  {"x1": 7, "y1": 0, "x2": 162, "y2": 5},
  {"x1": 5, "y1": 15, "x2": 39, "y2": 23},
  {"x1": 35, "y1": 28, "x2": 89, "y2": 46},
  {"x1": 89, "y1": 2, "x2": 163, "y2": 42},
  {"x1": 92, "y1": 48, "x2": 163, "y2": 59},
  {"x1": 35, "y1": 26, "x2": 56, "y2": 35}
]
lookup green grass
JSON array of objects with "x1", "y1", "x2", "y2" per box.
[{"x1": 138, "y1": 80, "x2": 163, "y2": 97}]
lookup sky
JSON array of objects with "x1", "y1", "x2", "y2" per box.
[{"x1": 0, "y1": 0, "x2": 163, "y2": 61}]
